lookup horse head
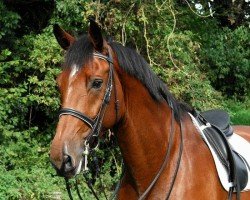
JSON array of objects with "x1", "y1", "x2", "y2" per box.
[{"x1": 50, "y1": 20, "x2": 125, "y2": 178}]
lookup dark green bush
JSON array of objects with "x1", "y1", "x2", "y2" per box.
[{"x1": 200, "y1": 26, "x2": 250, "y2": 99}]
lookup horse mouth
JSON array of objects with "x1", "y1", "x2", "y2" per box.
[{"x1": 51, "y1": 158, "x2": 83, "y2": 179}]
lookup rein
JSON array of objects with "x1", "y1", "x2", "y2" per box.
[
  {"x1": 138, "y1": 108, "x2": 183, "y2": 200},
  {"x1": 60, "y1": 49, "x2": 183, "y2": 200}
]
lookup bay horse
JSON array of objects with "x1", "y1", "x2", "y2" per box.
[{"x1": 49, "y1": 20, "x2": 250, "y2": 199}]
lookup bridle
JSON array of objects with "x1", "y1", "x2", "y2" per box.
[
  {"x1": 59, "y1": 48, "x2": 117, "y2": 200},
  {"x1": 59, "y1": 48, "x2": 116, "y2": 171},
  {"x1": 58, "y1": 47, "x2": 184, "y2": 200}
]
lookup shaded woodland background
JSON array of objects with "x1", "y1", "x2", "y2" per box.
[{"x1": 0, "y1": 0, "x2": 249, "y2": 199}]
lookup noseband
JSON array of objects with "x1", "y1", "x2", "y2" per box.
[{"x1": 59, "y1": 49, "x2": 115, "y2": 170}]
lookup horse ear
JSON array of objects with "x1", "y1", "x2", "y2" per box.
[
  {"x1": 53, "y1": 24, "x2": 75, "y2": 50},
  {"x1": 88, "y1": 18, "x2": 104, "y2": 52}
]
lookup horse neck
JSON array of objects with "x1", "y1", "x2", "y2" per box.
[{"x1": 115, "y1": 73, "x2": 181, "y2": 194}]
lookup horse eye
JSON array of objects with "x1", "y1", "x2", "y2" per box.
[{"x1": 92, "y1": 79, "x2": 103, "y2": 89}]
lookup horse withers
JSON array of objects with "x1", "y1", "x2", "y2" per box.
[{"x1": 49, "y1": 20, "x2": 250, "y2": 199}]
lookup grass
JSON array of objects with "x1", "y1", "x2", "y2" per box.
[
  {"x1": 231, "y1": 109, "x2": 250, "y2": 125},
  {"x1": 227, "y1": 98, "x2": 250, "y2": 125}
]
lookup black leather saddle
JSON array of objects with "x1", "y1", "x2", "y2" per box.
[
  {"x1": 196, "y1": 109, "x2": 248, "y2": 196},
  {"x1": 200, "y1": 109, "x2": 234, "y2": 137}
]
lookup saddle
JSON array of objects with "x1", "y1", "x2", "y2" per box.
[
  {"x1": 200, "y1": 110, "x2": 234, "y2": 137},
  {"x1": 196, "y1": 109, "x2": 248, "y2": 195}
]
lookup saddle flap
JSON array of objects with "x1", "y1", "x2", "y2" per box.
[
  {"x1": 203, "y1": 125, "x2": 248, "y2": 192},
  {"x1": 233, "y1": 151, "x2": 249, "y2": 191},
  {"x1": 189, "y1": 113, "x2": 250, "y2": 193}
]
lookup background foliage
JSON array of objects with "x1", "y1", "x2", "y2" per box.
[{"x1": 0, "y1": 0, "x2": 249, "y2": 199}]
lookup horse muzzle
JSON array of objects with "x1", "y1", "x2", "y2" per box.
[{"x1": 50, "y1": 141, "x2": 84, "y2": 178}]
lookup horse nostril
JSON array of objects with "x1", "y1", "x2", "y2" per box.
[
  {"x1": 63, "y1": 154, "x2": 75, "y2": 172},
  {"x1": 64, "y1": 154, "x2": 70, "y2": 163}
]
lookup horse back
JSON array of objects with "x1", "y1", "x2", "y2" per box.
[{"x1": 233, "y1": 125, "x2": 250, "y2": 141}]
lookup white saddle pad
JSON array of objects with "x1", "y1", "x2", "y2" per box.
[{"x1": 189, "y1": 113, "x2": 250, "y2": 192}]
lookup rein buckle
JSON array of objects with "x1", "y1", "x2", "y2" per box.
[{"x1": 83, "y1": 144, "x2": 90, "y2": 172}]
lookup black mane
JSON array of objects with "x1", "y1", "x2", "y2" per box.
[
  {"x1": 63, "y1": 35, "x2": 194, "y2": 122},
  {"x1": 64, "y1": 35, "x2": 94, "y2": 68}
]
